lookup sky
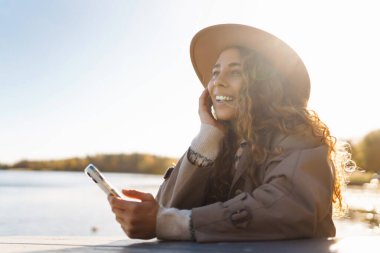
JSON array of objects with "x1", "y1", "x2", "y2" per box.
[{"x1": 1, "y1": 0, "x2": 380, "y2": 164}]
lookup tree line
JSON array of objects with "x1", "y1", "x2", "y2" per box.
[
  {"x1": 0, "y1": 153, "x2": 177, "y2": 175},
  {"x1": 1, "y1": 129, "x2": 379, "y2": 175},
  {"x1": 350, "y1": 129, "x2": 380, "y2": 173}
]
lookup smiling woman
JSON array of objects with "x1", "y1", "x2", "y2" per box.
[
  {"x1": 106, "y1": 23, "x2": 356, "y2": 242},
  {"x1": 207, "y1": 48, "x2": 244, "y2": 121}
]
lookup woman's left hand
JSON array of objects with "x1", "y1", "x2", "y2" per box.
[{"x1": 108, "y1": 189, "x2": 159, "y2": 239}]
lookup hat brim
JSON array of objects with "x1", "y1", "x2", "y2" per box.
[{"x1": 190, "y1": 24, "x2": 310, "y2": 103}]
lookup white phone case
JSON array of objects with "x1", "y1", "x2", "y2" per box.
[{"x1": 84, "y1": 164, "x2": 122, "y2": 198}]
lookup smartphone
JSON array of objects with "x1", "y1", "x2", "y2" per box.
[{"x1": 84, "y1": 164, "x2": 122, "y2": 198}]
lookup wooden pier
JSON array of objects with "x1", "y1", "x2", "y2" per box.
[{"x1": 1, "y1": 236, "x2": 379, "y2": 253}]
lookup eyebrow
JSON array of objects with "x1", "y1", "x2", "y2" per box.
[{"x1": 212, "y1": 62, "x2": 242, "y2": 70}]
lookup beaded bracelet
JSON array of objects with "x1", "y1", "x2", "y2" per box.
[{"x1": 187, "y1": 147, "x2": 214, "y2": 168}]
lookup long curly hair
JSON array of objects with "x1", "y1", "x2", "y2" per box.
[{"x1": 209, "y1": 46, "x2": 353, "y2": 215}]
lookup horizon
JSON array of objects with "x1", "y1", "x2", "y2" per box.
[
  {"x1": 1, "y1": 0, "x2": 380, "y2": 164},
  {"x1": 1, "y1": 151, "x2": 178, "y2": 166},
  {"x1": 0, "y1": 130, "x2": 374, "y2": 166}
]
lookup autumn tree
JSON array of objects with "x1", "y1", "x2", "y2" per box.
[{"x1": 354, "y1": 129, "x2": 380, "y2": 173}]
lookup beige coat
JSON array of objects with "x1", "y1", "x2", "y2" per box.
[{"x1": 156, "y1": 129, "x2": 336, "y2": 242}]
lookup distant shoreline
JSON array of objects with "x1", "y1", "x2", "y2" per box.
[{"x1": 0, "y1": 153, "x2": 178, "y2": 175}]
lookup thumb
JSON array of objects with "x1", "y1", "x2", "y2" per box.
[{"x1": 122, "y1": 189, "x2": 154, "y2": 202}]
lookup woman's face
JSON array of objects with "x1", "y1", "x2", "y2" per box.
[{"x1": 207, "y1": 47, "x2": 245, "y2": 121}]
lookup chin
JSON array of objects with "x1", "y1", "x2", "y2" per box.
[{"x1": 215, "y1": 113, "x2": 235, "y2": 121}]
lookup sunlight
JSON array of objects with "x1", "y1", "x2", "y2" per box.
[
  {"x1": 1, "y1": 0, "x2": 379, "y2": 163},
  {"x1": 207, "y1": 0, "x2": 380, "y2": 141},
  {"x1": 330, "y1": 236, "x2": 379, "y2": 253}
]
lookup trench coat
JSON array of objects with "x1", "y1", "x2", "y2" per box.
[{"x1": 156, "y1": 129, "x2": 336, "y2": 242}]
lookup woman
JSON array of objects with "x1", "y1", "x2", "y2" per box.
[{"x1": 108, "y1": 24, "x2": 351, "y2": 242}]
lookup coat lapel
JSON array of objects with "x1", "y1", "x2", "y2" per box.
[
  {"x1": 229, "y1": 145, "x2": 252, "y2": 195},
  {"x1": 228, "y1": 132, "x2": 287, "y2": 196}
]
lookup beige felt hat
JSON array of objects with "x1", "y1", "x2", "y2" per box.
[{"x1": 190, "y1": 24, "x2": 310, "y2": 106}]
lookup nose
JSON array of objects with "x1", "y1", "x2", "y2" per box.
[
  {"x1": 212, "y1": 74, "x2": 228, "y2": 88},
  {"x1": 213, "y1": 80, "x2": 226, "y2": 88},
  {"x1": 209, "y1": 76, "x2": 227, "y2": 94}
]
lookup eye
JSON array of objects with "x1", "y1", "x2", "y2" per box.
[
  {"x1": 231, "y1": 69, "x2": 242, "y2": 76},
  {"x1": 211, "y1": 70, "x2": 220, "y2": 78}
]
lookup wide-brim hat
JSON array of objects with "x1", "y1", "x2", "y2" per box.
[{"x1": 190, "y1": 24, "x2": 310, "y2": 106}]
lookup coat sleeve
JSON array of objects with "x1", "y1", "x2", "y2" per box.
[
  {"x1": 156, "y1": 123, "x2": 224, "y2": 209},
  {"x1": 191, "y1": 145, "x2": 336, "y2": 242},
  {"x1": 155, "y1": 151, "x2": 213, "y2": 210}
]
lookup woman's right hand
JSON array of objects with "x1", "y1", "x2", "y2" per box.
[
  {"x1": 198, "y1": 88, "x2": 226, "y2": 133},
  {"x1": 108, "y1": 189, "x2": 159, "y2": 239}
]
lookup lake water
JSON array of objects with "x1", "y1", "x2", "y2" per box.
[
  {"x1": 0, "y1": 170, "x2": 162, "y2": 236},
  {"x1": 1, "y1": 170, "x2": 379, "y2": 237}
]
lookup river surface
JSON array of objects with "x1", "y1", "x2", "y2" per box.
[{"x1": 0, "y1": 170, "x2": 379, "y2": 237}]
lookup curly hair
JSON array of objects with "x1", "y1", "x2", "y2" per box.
[{"x1": 209, "y1": 46, "x2": 353, "y2": 215}]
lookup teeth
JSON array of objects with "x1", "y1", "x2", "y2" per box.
[{"x1": 216, "y1": 95, "x2": 233, "y2": 101}]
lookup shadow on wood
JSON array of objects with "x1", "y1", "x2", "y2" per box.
[{"x1": 0, "y1": 236, "x2": 379, "y2": 253}]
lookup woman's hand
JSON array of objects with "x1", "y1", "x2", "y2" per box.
[
  {"x1": 198, "y1": 88, "x2": 226, "y2": 133},
  {"x1": 108, "y1": 189, "x2": 159, "y2": 239}
]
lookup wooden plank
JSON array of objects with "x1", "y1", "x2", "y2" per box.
[{"x1": 0, "y1": 236, "x2": 379, "y2": 253}]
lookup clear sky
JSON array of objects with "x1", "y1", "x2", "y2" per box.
[{"x1": 1, "y1": 0, "x2": 379, "y2": 164}]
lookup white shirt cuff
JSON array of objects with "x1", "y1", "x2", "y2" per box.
[{"x1": 156, "y1": 206, "x2": 192, "y2": 241}]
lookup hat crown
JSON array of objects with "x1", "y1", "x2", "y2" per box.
[{"x1": 190, "y1": 24, "x2": 310, "y2": 106}]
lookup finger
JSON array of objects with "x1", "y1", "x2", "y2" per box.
[
  {"x1": 108, "y1": 194, "x2": 120, "y2": 206},
  {"x1": 121, "y1": 225, "x2": 142, "y2": 239},
  {"x1": 199, "y1": 90, "x2": 212, "y2": 116},
  {"x1": 121, "y1": 224, "x2": 128, "y2": 235},
  {"x1": 199, "y1": 89, "x2": 211, "y2": 108},
  {"x1": 121, "y1": 224, "x2": 133, "y2": 238},
  {"x1": 111, "y1": 207, "x2": 125, "y2": 216},
  {"x1": 109, "y1": 196, "x2": 138, "y2": 210},
  {"x1": 122, "y1": 189, "x2": 155, "y2": 202},
  {"x1": 115, "y1": 215, "x2": 125, "y2": 225}
]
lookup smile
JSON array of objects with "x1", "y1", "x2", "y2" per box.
[{"x1": 215, "y1": 95, "x2": 234, "y2": 102}]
